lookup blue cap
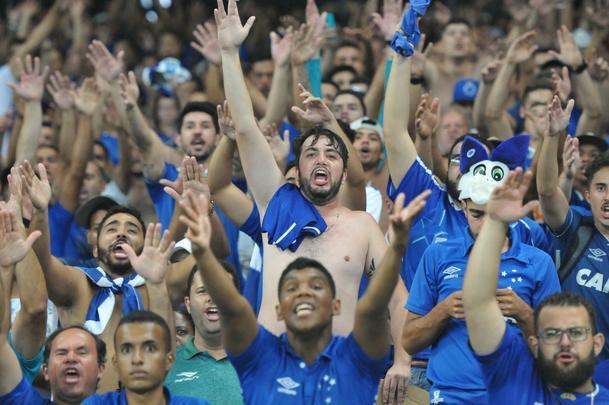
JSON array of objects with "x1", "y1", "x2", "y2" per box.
[{"x1": 453, "y1": 79, "x2": 480, "y2": 103}]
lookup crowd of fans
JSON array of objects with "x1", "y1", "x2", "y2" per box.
[{"x1": 0, "y1": 0, "x2": 608, "y2": 403}]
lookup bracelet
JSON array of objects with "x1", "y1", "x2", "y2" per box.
[
  {"x1": 570, "y1": 60, "x2": 587, "y2": 74},
  {"x1": 208, "y1": 199, "x2": 215, "y2": 217}
]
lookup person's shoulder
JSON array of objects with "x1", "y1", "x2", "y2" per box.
[
  {"x1": 82, "y1": 391, "x2": 120, "y2": 404},
  {"x1": 169, "y1": 391, "x2": 211, "y2": 404}
]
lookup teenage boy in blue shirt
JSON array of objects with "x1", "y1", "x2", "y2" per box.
[
  {"x1": 464, "y1": 168, "x2": 609, "y2": 404},
  {"x1": 537, "y1": 95, "x2": 609, "y2": 360},
  {"x1": 402, "y1": 136, "x2": 561, "y2": 403},
  {"x1": 179, "y1": 179, "x2": 430, "y2": 404}
]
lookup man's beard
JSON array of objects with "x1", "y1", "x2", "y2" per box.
[
  {"x1": 446, "y1": 176, "x2": 460, "y2": 201},
  {"x1": 97, "y1": 245, "x2": 139, "y2": 276},
  {"x1": 537, "y1": 347, "x2": 596, "y2": 391},
  {"x1": 299, "y1": 172, "x2": 343, "y2": 205}
]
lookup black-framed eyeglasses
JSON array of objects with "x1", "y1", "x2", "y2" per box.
[
  {"x1": 538, "y1": 327, "x2": 591, "y2": 344},
  {"x1": 449, "y1": 155, "x2": 460, "y2": 165}
]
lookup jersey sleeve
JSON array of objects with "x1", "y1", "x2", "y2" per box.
[
  {"x1": 405, "y1": 246, "x2": 439, "y2": 316},
  {"x1": 227, "y1": 325, "x2": 278, "y2": 379},
  {"x1": 344, "y1": 334, "x2": 390, "y2": 381},
  {"x1": 552, "y1": 208, "x2": 584, "y2": 264},
  {"x1": 387, "y1": 157, "x2": 446, "y2": 208},
  {"x1": 0, "y1": 377, "x2": 48, "y2": 405},
  {"x1": 8, "y1": 333, "x2": 43, "y2": 384},
  {"x1": 532, "y1": 252, "x2": 561, "y2": 308},
  {"x1": 239, "y1": 204, "x2": 262, "y2": 247},
  {"x1": 145, "y1": 162, "x2": 179, "y2": 230}
]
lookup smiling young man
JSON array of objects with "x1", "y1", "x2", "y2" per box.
[
  {"x1": 463, "y1": 168, "x2": 609, "y2": 404},
  {"x1": 538, "y1": 95, "x2": 609, "y2": 360},
  {"x1": 179, "y1": 183, "x2": 429, "y2": 404},
  {"x1": 84, "y1": 311, "x2": 208, "y2": 405}
]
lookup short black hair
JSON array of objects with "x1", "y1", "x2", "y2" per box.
[
  {"x1": 522, "y1": 77, "x2": 554, "y2": 104},
  {"x1": 293, "y1": 127, "x2": 349, "y2": 168},
  {"x1": 93, "y1": 140, "x2": 109, "y2": 160},
  {"x1": 334, "y1": 89, "x2": 367, "y2": 116},
  {"x1": 335, "y1": 39, "x2": 361, "y2": 53},
  {"x1": 442, "y1": 18, "x2": 472, "y2": 33},
  {"x1": 447, "y1": 133, "x2": 493, "y2": 161},
  {"x1": 96, "y1": 205, "x2": 146, "y2": 241},
  {"x1": 186, "y1": 259, "x2": 240, "y2": 296},
  {"x1": 177, "y1": 101, "x2": 219, "y2": 133},
  {"x1": 277, "y1": 257, "x2": 336, "y2": 298},
  {"x1": 585, "y1": 152, "x2": 609, "y2": 187},
  {"x1": 321, "y1": 80, "x2": 339, "y2": 93},
  {"x1": 326, "y1": 65, "x2": 357, "y2": 82},
  {"x1": 115, "y1": 310, "x2": 171, "y2": 353},
  {"x1": 534, "y1": 292, "x2": 598, "y2": 335},
  {"x1": 44, "y1": 325, "x2": 106, "y2": 367}
]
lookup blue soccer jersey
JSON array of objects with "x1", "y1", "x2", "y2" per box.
[
  {"x1": 228, "y1": 326, "x2": 389, "y2": 405},
  {"x1": 406, "y1": 229, "x2": 560, "y2": 403},
  {"x1": 555, "y1": 208, "x2": 609, "y2": 360},
  {"x1": 476, "y1": 326, "x2": 609, "y2": 405}
]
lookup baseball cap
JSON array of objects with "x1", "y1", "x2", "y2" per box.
[
  {"x1": 350, "y1": 117, "x2": 384, "y2": 142},
  {"x1": 453, "y1": 79, "x2": 480, "y2": 103},
  {"x1": 75, "y1": 196, "x2": 118, "y2": 228},
  {"x1": 576, "y1": 133, "x2": 609, "y2": 153}
]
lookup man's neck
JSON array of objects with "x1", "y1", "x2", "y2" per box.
[
  {"x1": 552, "y1": 379, "x2": 596, "y2": 396},
  {"x1": 193, "y1": 331, "x2": 226, "y2": 360},
  {"x1": 444, "y1": 56, "x2": 472, "y2": 77},
  {"x1": 363, "y1": 166, "x2": 377, "y2": 184},
  {"x1": 593, "y1": 217, "x2": 609, "y2": 240},
  {"x1": 286, "y1": 325, "x2": 333, "y2": 366},
  {"x1": 125, "y1": 386, "x2": 167, "y2": 405},
  {"x1": 100, "y1": 264, "x2": 134, "y2": 280}
]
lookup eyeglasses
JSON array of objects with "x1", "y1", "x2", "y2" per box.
[
  {"x1": 449, "y1": 156, "x2": 460, "y2": 165},
  {"x1": 538, "y1": 327, "x2": 591, "y2": 344}
]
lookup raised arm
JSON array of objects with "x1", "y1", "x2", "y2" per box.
[
  {"x1": 6, "y1": 170, "x2": 48, "y2": 360},
  {"x1": 0, "y1": 207, "x2": 41, "y2": 395},
  {"x1": 549, "y1": 26, "x2": 602, "y2": 135},
  {"x1": 179, "y1": 191, "x2": 258, "y2": 355},
  {"x1": 536, "y1": 96, "x2": 574, "y2": 231},
  {"x1": 463, "y1": 169, "x2": 538, "y2": 355},
  {"x1": 414, "y1": 94, "x2": 440, "y2": 171},
  {"x1": 47, "y1": 72, "x2": 77, "y2": 164},
  {"x1": 354, "y1": 191, "x2": 430, "y2": 358},
  {"x1": 558, "y1": 136, "x2": 580, "y2": 202},
  {"x1": 9, "y1": 56, "x2": 49, "y2": 163},
  {"x1": 383, "y1": 51, "x2": 415, "y2": 187},
  {"x1": 208, "y1": 101, "x2": 256, "y2": 227},
  {"x1": 57, "y1": 78, "x2": 99, "y2": 213},
  {"x1": 473, "y1": 59, "x2": 501, "y2": 132},
  {"x1": 485, "y1": 32, "x2": 538, "y2": 140},
  {"x1": 19, "y1": 162, "x2": 88, "y2": 308},
  {"x1": 191, "y1": 21, "x2": 225, "y2": 105},
  {"x1": 216, "y1": 0, "x2": 285, "y2": 211},
  {"x1": 122, "y1": 223, "x2": 177, "y2": 354},
  {"x1": 259, "y1": 31, "x2": 293, "y2": 128}
]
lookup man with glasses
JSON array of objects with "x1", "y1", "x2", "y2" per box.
[{"x1": 463, "y1": 167, "x2": 609, "y2": 403}]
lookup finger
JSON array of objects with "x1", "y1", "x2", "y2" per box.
[
  {"x1": 152, "y1": 223, "x2": 162, "y2": 247},
  {"x1": 381, "y1": 375, "x2": 392, "y2": 404},
  {"x1": 179, "y1": 214, "x2": 199, "y2": 231},
  {"x1": 290, "y1": 106, "x2": 306, "y2": 119},
  {"x1": 36, "y1": 163, "x2": 48, "y2": 183},
  {"x1": 25, "y1": 230, "x2": 42, "y2": 248},
  {"x1": 144, "y1": 223, "x2": 153, "y2": 247},
  {"x1": 121, "y1": 243, "x2": 138, "y2": 262},
  {"x1": 393, "y1": 193, "x2": 406, "y2": 216},
  {"x1": 163, "y1": 186, "x2": 181, "y2": 202},
  {"x1": 243, "y1": 16, "x2": 256, "y2": 32},
  {"x1": 158, "y1": 229, "x2": 172, "y2": 253},
  {"x1": 396, "y1": 375, "x2": 407, "y2": 404},
  {"x1": 25, "y1": 54, "x2": 33, "y2": 74}
]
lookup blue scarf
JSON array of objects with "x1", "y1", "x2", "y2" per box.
[
  {"x1": 262, "y1": 184, "x2": 327, "y2": 252},
  {"x1": 77, "y1": 266, "x2": 145, "y2": 335},
  {"x1": 390, "y1": 0, "x2": 430, "y2": 57}
]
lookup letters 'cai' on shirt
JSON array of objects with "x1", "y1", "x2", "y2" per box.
[
  {"x1": 555, "y1": 208, "x2": 609, "y2": 360},
  {"x1": 406, "y1": 228, "x2": 560, "y2": 403},
  {"x1": 228, "y1": 325, "x2": 389, "y2": 404},
  {"x1": 476, "y1": 325, "x2": 609, "y2": 404}
]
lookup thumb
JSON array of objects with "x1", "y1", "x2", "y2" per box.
[
  {"x1": 163, "y1": 186, "x2": 181, "y2": 202},
  {"x1": 244, "y1": 16, "x2": 256, "y2": 32},
  {"x1": 522, "y1": 200, "x2": 539, "y2": 216},
  {"x1": 291, "y1": 105, "x2": 306, "y2": 119},
  {"x1": 121, "y1": 243, "x2": 138, "y2": 263},
  {"x1": 25, "y1": 230, "x2": 41, "y2": 247}
]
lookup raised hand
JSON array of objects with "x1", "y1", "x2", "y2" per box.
[
  {"x1": 8, "y1": 55, "x2": 49, "y2": 102},
  {"x1": 72, "y1": 78, "x2": 99, "y2": 115},
  {"x1": 119, "y1": 71, "x2": 140, "y2": 109},
  {"x1": 271, "y1": 30, "x2": 293, "y2": 67},
  {"x1": 551, "y1": 67, "x2": 571, "y2": 104},
  {"x1": 291, "y1": 22, "x2": 324, "y2": 66},
  {"x1": 585, "y1": 0, "x2": 609, "y2": 30},
  {"x1": 161, "y1": 157, "x2": 209, "y2": 203},
  {"x1": 47, "y1": 71, "x2": 75, "y2": 110},
  {"x1": 505, "y1": 31, "x2": 538, "y2": 65},
  {"x1": 291, "y1": 83, "x2": 334, "y2": 125},
  {"x1": 562, "y1": 136, "x2": 581, "y2": 179},
  {"x1": 263, "y1": 124, "x2": 291, "y2": 164},
  {"x1": 191, "y1": 21, "x2": 222, "y2": 65},
  {"x1": 481, "y1": 59, "x2": 502, "y2": 84},
  {"x1": 548, "y1": 94, "x2": 575, "y2": 136},
  {"x1": 486, "y1": 168, "x2": 539, "y2": 224},
  {"x1": 0, "y1": 206, "x2": 41, "y2": 268},
  {"x1": 215, "y1": 0, "x2": 256, "y2": 51},
  {"x1": 19, "y1": 162, "x2": 52, "y2": 211},
  {"x1": 415, "y1": 94, "x2": 440, "y2": 140},
  {"x1": 86, "y1": 40, "x2": 124, "y2": 83},
  {"x1": 179, "y1": 191, "x2": 212, "y2": 253},
  {"x1": 371, "y1": 0, "x2": 405, "y2": 41},
  {"x1": 217, "y1": 100, "x2": 236, "y2": 140},
  {"x1": 122, "y1": 223, "x2": 175, "y2": 284},
  {"x1": 411, "y1": 35, "x2": 432, "y2": 80},
  {"x1": 548, "y1": 25, "x2": 584, "y2": 69},
  {"x1": 388, "y1": 190, "x2": 431, "y2": 248}
]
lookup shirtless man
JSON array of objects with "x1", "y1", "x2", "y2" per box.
[
  {"x1": 21, "y1": 162, "x2": 188, "y2": 392},
  {"x1": 216, "y1": 0, "x2": 410, "y2": 400}
]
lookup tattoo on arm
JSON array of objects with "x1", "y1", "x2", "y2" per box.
[{"x1": 367, "y1": 258, "x2": 376, "y2": 277}]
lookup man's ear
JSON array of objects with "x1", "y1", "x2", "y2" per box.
[
  {"x1": 42, "y1": 363, "x2": 49, "y2": 382},
  {"x1": 519, "y1": 105, "x2": 526, "y2": 120},
  {"x1": 276, "y1": 303, "x2": 284, "y2": 321},
  {"x1": 593, "y1": 333, "x2": 605, "y2": 357},
  {"x1": 332, "y1": 299, "x2": 341, "y2": 316},
  {"x1": 184, "y1": 296, "x2": 191, "y2": 315},
  {"x1": 165, "y1": 351, "x2": 175, "y2": 372},
  {"x1": 585, "y1": 189, "x2": 591, "y2": 204},
  {"x1": 528, "y1": 335, "x2": 539, "y2": 358}
]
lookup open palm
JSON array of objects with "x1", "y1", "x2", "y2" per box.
[
  {"x1": 0, "y1": 209, "x2": 40, "y2": 267},
  {"x1": 487, "y1": 169, "x2": 538, "y2": 224},
  {"x1": 215, "y1": 0, "x2": 256, "y2": 51},
  {"x1": 122, "y1": 223, "x2": 174, "y2": 284}
]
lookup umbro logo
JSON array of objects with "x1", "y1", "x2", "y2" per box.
[
  {"x1": 177, "y1": 372, "x2": 198, "y2": 378},
  {"x1": 277, "y1": 377, "x2": 300, "y2": 396},
  {"x1": 174, "y1": 371, "x2": 199, "y2": 383},
  {"x1": 442, "y1": 266, "x2": 461, "y2": 279},
  {"x1": 588, "y1": 248, "x2": 607, "y2": 262}
]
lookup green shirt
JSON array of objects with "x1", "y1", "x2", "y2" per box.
[{"x1": 165, "y1": 337, "x2": 243, "y2": 405}]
